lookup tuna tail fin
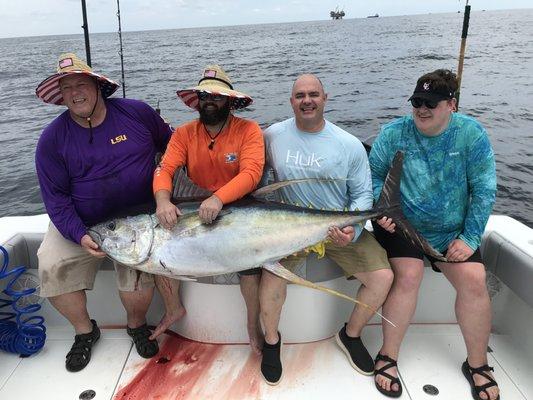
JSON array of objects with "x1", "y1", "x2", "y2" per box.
[
  {"x1": 262, "y1": 261, "x2": 396, "y2": 327},
  {"x1": 376, "y1": 151, "x2": 446, "y2": 261}
]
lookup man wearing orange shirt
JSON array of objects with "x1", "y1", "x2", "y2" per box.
[{"x1": 153, "y1": 65, "x2": 265, "y2": 354}]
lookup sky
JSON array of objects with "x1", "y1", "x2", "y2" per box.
[{"x1": 1, "y1": 0, "x2": 531, "y2": 39}]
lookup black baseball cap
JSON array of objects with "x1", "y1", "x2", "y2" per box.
[{"x1": 408, "y1": 80, "x2": 454, "y2": 102}]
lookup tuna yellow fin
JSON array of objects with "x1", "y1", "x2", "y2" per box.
[
  {"x1": 262, "y1": 261, "x2": 396, "y2": 328},
  {"x1": 304, "y1": 241, "x2": 327, "y2": 258}
]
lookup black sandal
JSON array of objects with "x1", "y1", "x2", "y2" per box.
[
  {"x1": 65, "y1": 319, "x2": 101, "y2": 372},
  {"x1": 374, "y1": 353, "x2": 403, "y2": 398},
  {"x1": 127, "y1": 323, "x2": 159, "y2": 358},
  {"x1": 462, "y1": 359, "x2": 500, "y2": 400}
]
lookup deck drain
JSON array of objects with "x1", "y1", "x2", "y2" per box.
[
  {"x1": 79, "y1": 390, "x2": 96, "y2": 400},
  {"x1": 423, "y1": 384, "x2": 439, "y2": 395}
]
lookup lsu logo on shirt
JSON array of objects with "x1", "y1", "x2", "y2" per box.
[
  {"x1": 111, "y1": 134, "x2": 127, "y2": 145},
  {"x1": 225, "y1": 152, "x2": 238, "y2": 163}
]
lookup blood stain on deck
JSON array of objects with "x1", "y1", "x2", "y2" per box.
[
  {"x1": 114, "y1": 335, "x2": 223, "y2": 399},
  {"x1": 114, "y1": 334, "x2": 268, "y2": 400}
]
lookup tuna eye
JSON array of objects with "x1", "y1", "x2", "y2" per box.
[{"x1": 107, "y1": 222, "x2": 116, "y2": 231}]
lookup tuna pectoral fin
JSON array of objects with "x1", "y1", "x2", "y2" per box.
[
  {"x1": 172, "y1": 276, "x2": 198, "y2": 281},
  {"x1": 262, "y1": 262, "x2": 396, "y2": 327},
  {"x1": 159, "y1": 260, "x2": 197, "y2": 281},
  {"x1": 173, "y1": 209, "x2": 233, "y2": 237},
  {"x1": 252, "y1": 178, "x2": 346, "y2": 198}
]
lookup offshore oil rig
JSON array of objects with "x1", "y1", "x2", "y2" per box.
[{"x1": 330, "y1": 7, "x2": 345, "y2": 20}]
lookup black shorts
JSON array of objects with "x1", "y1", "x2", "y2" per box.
[
  {"x1": 237, "y1": 267, "x2": 262, "y2": 276},
  {"x1": 371, "y1": 222, "x2": 483, "y2": 272}
]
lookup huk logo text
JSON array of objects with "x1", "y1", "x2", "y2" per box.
[{"x1": 286, "y1": 150, "x2": 323, "y2": 167}]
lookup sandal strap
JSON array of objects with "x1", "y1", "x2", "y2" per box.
[
  {"x1": 67, "y1": 343, "x2": 91, "y2": 356},
  {"x1": 129, "y1": 329, "x2": 151, "y2": 342},
  {"x1": 66, "y1": 341, "x2": 94, "y2": 363},
  {"x1": 374, "y1": 353, "x2": 398, "y2": 374},
  {"x1": 468, "y1": 364, "x2": 495, "y2": 374},
  {"x1": 127, "y1": 323, "x2": 158, "y2": 356},
  {"x1": 476, "y1": 381, "x2": 498, "y2": 392},
  {"x1": 127, "y1": 324, "x2": 151, "y2": 338},
  {"x1": 466, "y1": 362, "x2": 497, "y2": 385},
  {"x1": 375, "y1": 353, "x2": 398, "y2": 366},
  {"x1": 66, "y1": 328, "x2": 99, "y2": 358},
  {"x1": 375, "y1": 369, "x2": 401, "y2": 385}
]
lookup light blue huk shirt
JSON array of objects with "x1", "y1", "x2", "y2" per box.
[{"x1": 263, "y1": 117, "x2": 374, "y2": 242}]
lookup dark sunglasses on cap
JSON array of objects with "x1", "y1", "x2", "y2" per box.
[
  {"x1": 198, "y1": 91, "x2": 226, "y2": 101},
  {"x1": 410, "y1": 97, "x2": 441, "y2": 109}
]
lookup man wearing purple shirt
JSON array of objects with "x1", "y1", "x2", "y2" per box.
[{"x1": 35, "y1": 53, "x2": 184, "y2": 372}]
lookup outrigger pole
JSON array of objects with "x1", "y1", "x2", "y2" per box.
[
  {"x1": 116, "y1": 0, "x2": 126, "y2": 98},
  {"x1": 456, "y1": 0, "x2": 471, "y2": 110},
  {"x1": 80, "y1": 0, "x2": 92, "y2": 67}
]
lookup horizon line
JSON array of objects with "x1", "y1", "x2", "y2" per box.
[{"x1": 1, "y1": 7, "x2": 531, "y2": 40}]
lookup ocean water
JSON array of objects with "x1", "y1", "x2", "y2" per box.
[{"x1": 0, "y1": 9, "x2": 531, "y2": 227}]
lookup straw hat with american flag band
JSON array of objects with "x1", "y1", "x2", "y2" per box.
[
  {"x1": 35, "y1": 53, "x2": 119, "y2": 105},
  {"x1": 177, "y1": 65, "x2": 253, "y2": 111}
]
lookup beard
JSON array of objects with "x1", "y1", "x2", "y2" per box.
[{"x1": 199, "y1": 101, "x2": 231, "y2": 125}]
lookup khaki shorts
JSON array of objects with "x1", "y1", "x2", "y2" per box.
[
  {"x1": 280, "y1": 229, "x2": 390, "y2": 278},
  {"x1": 37, "y1": 223, "x2": 155, "y2": 297}
]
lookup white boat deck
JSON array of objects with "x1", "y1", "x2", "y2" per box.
[{"x1": 0, "y1": 324, "x2": 531, "y2": 400}]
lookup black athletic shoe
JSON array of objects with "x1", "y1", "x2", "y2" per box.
[
  {"x1": 335, "y1": 323, "x2": 374, "y2": 375},
  {"x1": 127, "y1": 323, "x2": 159, "y2": 358},
  {"x1": 65, "y1": 319, "x2": 101, "y2": 372},
  {"x1": 261, "y1": 332, "x2": 283, "y2": 385}
]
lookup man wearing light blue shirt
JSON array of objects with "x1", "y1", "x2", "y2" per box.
[{"x1": 259, "y1": 74, "x2": 393, "y2": 386}]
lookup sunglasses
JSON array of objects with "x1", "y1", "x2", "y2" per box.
[
  {"x1": 198, "y1": 92, "x2": 226, "y2": 101},
  {"x1": 410, "y1": 98, "x2": 441, "y2": 109}
]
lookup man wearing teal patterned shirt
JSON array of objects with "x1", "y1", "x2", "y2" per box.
[{"x1": 369, "y1": 69, "x2": 499, "y2": 400}]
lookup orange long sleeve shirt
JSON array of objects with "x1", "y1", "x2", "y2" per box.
[{"x1": 153, "y1": 115, "x2": 265, "y2": 204}]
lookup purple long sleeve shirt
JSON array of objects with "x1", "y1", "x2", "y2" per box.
[{"x1": 36, "y1": 98, "x2": 172, "y2": 244}]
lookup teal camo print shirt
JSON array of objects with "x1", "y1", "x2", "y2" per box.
[{"x1": 369, "y1": 113, "x2": 497, "y2": 253}]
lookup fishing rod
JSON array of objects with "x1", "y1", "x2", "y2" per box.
[
  {"x1": 80, "y1": 0, "x2": 91, "y2": 67},
  {"x1": 456, "y1": 0, "x2": 471, "y2": 110},
  {"x1": 116, "y1": 0, "x2": 126, "y2": 98}
]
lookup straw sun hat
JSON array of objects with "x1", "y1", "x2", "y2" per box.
[
  {"x1": 35, "y1": 53, "x2": 119, "y2": 105},
  {"x1": 177, "y1": 65, "x2": 253, "y2": 111}
]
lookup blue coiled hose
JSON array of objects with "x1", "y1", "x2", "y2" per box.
[{"x1": 0, "y1": 245, "x2": 46, "y2": 356}]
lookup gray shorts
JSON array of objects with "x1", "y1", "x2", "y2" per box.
[{"x1": 37, "y1": 223, "x2": 155, "y2": 297}]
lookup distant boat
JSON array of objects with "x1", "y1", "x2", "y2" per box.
[{"x1": 367, "y1": 13, "x2": 379, "y2": 18}]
